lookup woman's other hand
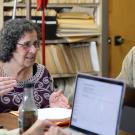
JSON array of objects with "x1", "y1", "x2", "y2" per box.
[
  {"x1": 46, "y1": 126, "x2": 71, "y2": 135},
  {"x1": 0, "y1": 77, "x2": 17, "y2": 96},
  {"x1": 49, "y1": 90, "x2": 70, "y2": 108}
]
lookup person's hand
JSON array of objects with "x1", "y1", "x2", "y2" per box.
[
  {"x1": 22, "y1": 120, "x2": 54, "y2": 135},
  {"x1": 45, "y1": 126, "x2": 71, "y2": 135},
  {"x1": 0, "y1": 77, "x2": 17, "y2": 96},
  {"x1": 49, "y1": 90, "x2": 70, "y2": 108}
]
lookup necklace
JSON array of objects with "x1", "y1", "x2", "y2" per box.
[{"x1": 0, "y1": 65, "x2": 33, "y2": 81}]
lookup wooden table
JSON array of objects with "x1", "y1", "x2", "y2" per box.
[
  {"x1": 0, "y1": 113, "x2": 18, "y2": 130},
  {"x1": 0, "y1": 113, "x2": 134, "y2": 135}
]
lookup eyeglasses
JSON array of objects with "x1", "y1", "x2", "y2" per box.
[{"x1": 17, "y1": 40, "x2": 40, "y2": 49}]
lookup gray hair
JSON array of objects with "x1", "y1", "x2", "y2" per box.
[{"x1": 0, "y1": 18, "x2": 40, "y2": 62}]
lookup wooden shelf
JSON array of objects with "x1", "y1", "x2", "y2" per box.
[
  {"x1": 45, "y1": 36, "x2": 100, "y2": 44},
  {"x1": 52, "y1": 73, "x2": 76, "y2": 78},
  {"x1": 4, "y1": 3, "x2": 26, "y2": 8},
  {"x1": 46, "y1": 39, "x2": 67, "y2": 44},
  {"x1": 52, "y1": 72, "x2": 99, "y2": 78},
  {"x1": 4, "y1": 3, "x2": 99, "y2": 8},
  {"x1": 47, "y1": 3, "x2": 99, "y2": 8}
]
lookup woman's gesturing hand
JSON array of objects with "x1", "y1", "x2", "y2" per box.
[
  {"x1": 49, "y1": 90, "x2": 70, "y2": 108},
  {"x1": 0, "y1": 77, "x2": 17, "y2": 96}
]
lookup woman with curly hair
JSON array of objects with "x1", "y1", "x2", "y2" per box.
[{"x1": 0, "y1": 18, "x2": 69, "y2": 113}]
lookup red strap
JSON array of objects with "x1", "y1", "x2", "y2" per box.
[
  {"x1": 37, "y1": 0, "x2": 48, "y2": 65},
  {"x1": 37, "y1": 0, "x2": 48, "y2": 10},
  {"x1": 42, "y1": 8, "x2": 45, "y2": 65}
]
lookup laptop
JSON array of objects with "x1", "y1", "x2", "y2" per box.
[{"x1": 65, "y1": 73, "x2": 126, "y2": 135}]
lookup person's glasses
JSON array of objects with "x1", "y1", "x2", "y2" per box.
[{"x1": 17, "y1": 40, "x2": 40, "y2": 50}]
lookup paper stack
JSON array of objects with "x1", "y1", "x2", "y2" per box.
[{"x1": 56, "y1": 12, "x2": 100, "y2": 37}]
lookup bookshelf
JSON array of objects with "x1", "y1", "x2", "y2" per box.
[
  {"x1": 1, "y1": 0, "x2": 104, "y2": 74},
  {"x1": 0, "y1": 0, "x2": 108, "y2": 102}
]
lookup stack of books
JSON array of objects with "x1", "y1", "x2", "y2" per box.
[
  {"x1": 56, "y1": 12, "x2": 100, "y2": 37},
  {"x1": 36, "y1": 41, "x2": 100, "y2": 74}
]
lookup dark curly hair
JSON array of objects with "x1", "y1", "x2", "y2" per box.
[{"x1": 0, "y1": 18, "x2": 40, "y2": 62}]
